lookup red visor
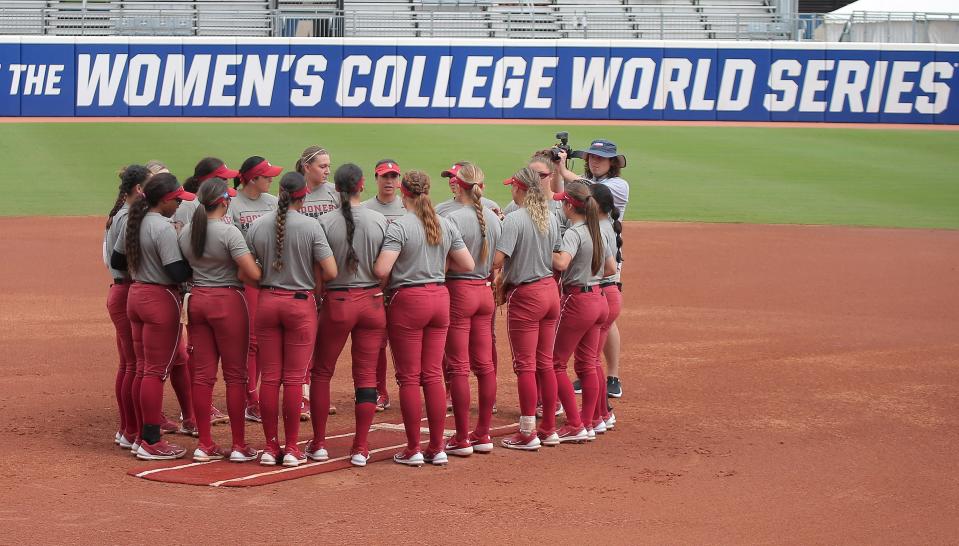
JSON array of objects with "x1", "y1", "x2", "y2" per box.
[
  {"x1": 289, "y1": 186, "x2": 309, "y2": 200},
  {"x1": 552, "y1": 191, "x2": 585, "y2": 209},
  {"x1": 198, "y1": 163, "x2": 240, "y2": 183},
  {"x1": 375, "y1": 162, "x2": 401, "y2": 176},
  {"x1": 241, "y1": 160, "x2": 283, "y2": 184},
  {"x1": 503, "y1": 176, "x2": 528, "y2": 191},
  {"x1": 161, "y1": 186, "x2": 196, "y2": 202}
]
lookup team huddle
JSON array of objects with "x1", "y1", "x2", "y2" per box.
[{"x1": 104, "y1": 139, "x2": 630, "y2": 468}]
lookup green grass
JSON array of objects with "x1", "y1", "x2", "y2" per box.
[{"x1": 1, "y1": 123, "x2": 956, "y2": 228}]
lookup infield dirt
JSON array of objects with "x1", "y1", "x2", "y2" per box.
[{"x1": 0, "y1": 218, "x2": 957, "y2": 543}]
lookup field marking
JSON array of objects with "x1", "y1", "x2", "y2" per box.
[
  {"x1": 207, "y1": 423, "x2": 516, "y2": 487},
  {"x1": 3, "y1": 117, "x2": 957, "y2": 131}
]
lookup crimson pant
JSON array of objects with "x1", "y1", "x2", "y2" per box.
[
  {"x1": 187, "y1": 286, "x2": 250, "y2": 449},
  {"x1": 445, "y1": 279, "x2": 497, "y2": 439},
  {"x1": 506, "y1": 277, "x2": 560, "y2": 431},
  {"x1": 387, "y1": 284, "x2": 450, "y2": 452},
  {"x1": 593, "y1": 284, "x2": 622, "y2": 422},
  {"x1": 376, "y1": 335, "x2": 390, "y2": 398},
  {"x1": 311, "y1": 286, "x2": 386, "y2": 452},
  {"x1": 553, "y1": 288, "x2": 608, "y2": 429},
  {"x1": 245, "y1": 284, "x2": 260, "y2": 404},
  {"x1": 256, "y1": 288, "x2": 317, "y2": 452},
  {"x1": 107, "y1": 282, "x2": 136, "y2": 438},
  {"x1": 127, "y1": 283, "x2": 182, "y2": 432}
]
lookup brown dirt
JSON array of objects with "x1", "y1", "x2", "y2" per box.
[
  {"x1": 3, "y1": 117, "x2": 958, "y2": 130},
  {"x1": 1, "y1": 218, "x2": 957, "y2": 544}
]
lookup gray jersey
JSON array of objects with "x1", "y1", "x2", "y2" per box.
[
  {"x1": 172, "y1": 199, "x2": 200, "y2": 229},
  {"x1": 447, "y1": 206, "x2": 502, "y2": 281},
  {"x1": 301, "y1": 182, "x2": 340, "y2": 220},
  {"x1": 382, "y1": 213, "x2": 465, "y2": 291},
  {"x1": 361, "y1": 195, "x2": 406, "y2": 223},
  {"x1": 229, "y1": 191, "x2": 278, "y2": 235},
  {"x1": 247, "y1": 209, "x2": 333, "y2": 291},
  {"x1": 496, "y1": 208, "x2": 561, "y2": 286},
  {"x1": 600, "y1": 218, "x2": 621, "y2": 284},
  {"x1": 319, "y1": 206, "x2": 388, "y2": 289},
  {"x1": 114, "y1": 211, "x2": 184, "y2": 285},
  {"x1": 435, "y1": 196, "x2": 500, "y2": 218},
  {"x1": 558, "y1": 221, "x2": 612, "y2": 287},
  {"x1": 105, "y1": 204, "x2": 130, "y2": 279},
  {"x1": 504, "y1": 199, "x2": 568, "y2": 236},
  {"x1": 592, "y1": 176, "x2": 629, "y2": 218},
  {"x1": 178, "y1": 220, "x2": 250, "y2": 287}
]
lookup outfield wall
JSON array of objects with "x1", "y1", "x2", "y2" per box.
[{"x1": 0, "y1": 38, "x2": 956, "y2": 124}]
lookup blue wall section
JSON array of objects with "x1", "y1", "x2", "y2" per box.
[{"x1": 0, "y1": 38, "x2": 955, "y2": 124}]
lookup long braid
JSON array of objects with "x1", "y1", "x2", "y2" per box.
[
  {"x1": 610, "y1": 206, "x2": 623, "y2": 263},
  {"x1": 106, "y1": 164, "x2": 149, "y2": 230},
  {"x1": 402, "y1": 171, "x2": 441, "y2": 245},
  {"x1": 455, "y1": 163, "x2": 489, "y2": 263},
  {"x1": 273, "y1": 191, "x2": 290, "y2": 271},
  {"x1": 334, "y1": 163, "x2": 363, "y2": 274},
  {"x1": 515, "y1": 167, "x2": 549, "y2": 234}
]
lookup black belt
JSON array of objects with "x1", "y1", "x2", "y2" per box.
[
  {"x1": 327, "y1": 285, "x2": 379, "y2": 292},
  {"x1": 395, "y1": 282, "x2": 445, "y2": 290},
  {"x1": 599, "y1": 281, "x2": 622, "y2": 289},
  {"x1": 562, "y1": 285, "x2": 595, "y2": 294},
  {"x1": 113, "y1": 278, "x2": 130, "y2": 285}
]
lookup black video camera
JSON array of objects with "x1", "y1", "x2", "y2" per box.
[{"x1": 550, "y1": 131, "x2": 572, "y2": 163}]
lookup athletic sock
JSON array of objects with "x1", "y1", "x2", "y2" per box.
[
  {"x1": 516, "y1": 371, "x2": 538, "y2": 418},
  {"x1": 115, "y1": 366, "x2": 126, "y2": 433},
  {"x1": 578, "y1": 369, "x2": 599, "y2": 429},
  {"x1": 398, "y1": 384, "x2": 422, "y2": 450},
  {"x1": 139, "y1": 376, "x2": 164, "y2": 428},
  {"x1": 309, "y1": 380, "x2": 331, "y2": 444},
  {"x1": 260, "y1": 384, "x2": 280, "y2": 448},
  {"x1": 376, "y1": 347, "x2": 388, "y2": 397},
  {"x1": 555, "y1": 370, "x2": 582, "y2": 428},
  {"x1": 353, "y1": 402, "x2": 376, "y2": 453},
  {"x1": 594, "y1": 365, "x2": 608, "y2": 422},
  {"x1": 169, "y1": 364, "x2": 194, "y2": 422},
  {"x1": 449, "y1": 375, "x2": 470, "y2": 441},
  {"x1": 131, "y1": 373, "x2": 144, "y2": 437},
  {"x1": 474, "y1": 372, "x2": 496, "y2": 437},
  {"x1": 537, "y1": 368, "x2": 558, "y2": 432},
  {"x1": 192, "y1": 383, "x2": 214, "y2": 447},
  {"x1": 121, "y1": 369, "x2": 137, "y2": 437},
  {"x1": 282, "y1": 384, "x2": 302, "y2": 449},
  {"x1": 423, "y1": 382, "x2": 447, "y2": 452},
  {"x1": 225, "y1": 383, "x2": 247, "y2": 446}
]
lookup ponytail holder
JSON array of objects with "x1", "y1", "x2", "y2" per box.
[{"x1": 288, "y1": 186, "x2": 309, "y2": 200}]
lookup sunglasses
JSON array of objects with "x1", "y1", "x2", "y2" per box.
[
  {"x1": 174, "y1": 198, "x2": 183, "y2": 204},
  {"x1": 537, "y1": 171, "x2": 552, "y2": 179}
]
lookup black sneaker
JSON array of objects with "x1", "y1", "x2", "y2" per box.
[
  {"x1": 607, "y1": 376, "x2": 622, "y2": 398},
  {"x1": 572, "y1": 378, "x2": 582, "y2": 394}
]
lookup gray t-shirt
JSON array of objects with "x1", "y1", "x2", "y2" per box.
[
  {"x1": 229, "y1": 191, "x2": 278, "y2": 235},
  {"x1": 592, "y1": 176, "x2": 629, "y2": 218},
  {"x1": 172, "y1": 199, "x2": 200, "y2": 229},
  {"x1": 382, "y1": 213, "x2": 465, "y2": 290},
  {"x1": 558, "y1": 221, "x2": 612, "y2": 287},
  {"x1": 302, "y1": 182, "x2": 341, "y2": 220},
  {"x1": 504, "y1": 199, "x2": 568, "y2": 236},
  {"x1": 434, "y1": 196, "x2": 500, "y2": 218},
  {"x1": 247, "y1": 209, "x2": 333, "y2": 291},
  {"x1": 600, "y1": 217, "x2": 621, "y2": 284},
  {"x1": 496, "y1": 208, "x2": 560, "y2": 286},
  {"x1": 105, "y1": 204, "x2": 129, "y2": 279},
  {"x1": 178, "y1": 220, "x2": 251, "y2": 287},
  {"x1": 319, "y1": 206, "x2": 388, "y2": 290},
  {"x1": 114, "y1": 211, "x2": 184, "y2": 285},
  {"x1": 361, "y1": 195, "x2": 406, "y2": 223},
  {"x1": 447, "y1": 206, "x2": 502, "y2": 281}
]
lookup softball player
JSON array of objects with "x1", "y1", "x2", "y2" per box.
[
  {"x1": 297, "y1": 145, "x2": 339, "y2": 220},
  {"x1": 110, "y1": 173, "x2": 196, "y2": 460},
  {"x1": 588, "y1": 183, "x2": 622, "y2": 432},
  {"x1": 229, "y1": 156, "x2": 282, "y2": 423},
  {"x1": 246, "y1": 172, "x2": 337, "y2": 467},
  {"x1": 551, "y1": 180, "x2": 616, "y2": 442},
  {"x1": 557, "y1": 140, "x2": 629, "y2": 398},
  {"x1": 361, "y1": 159, "x2": 407, "y2": 412},
  {"x1": 504, "y1": 152, "x2": 567, "y2": 230},
  {"x1": 493, "y1": 167, "x2": 562, "y2": 451},
  {"x1": 308, "y1": 163, "x2": 388, "y2": 467},
  {"x1": 441, "y1": 162, "x2": 502, "y2": 456},
  {"x1": 435, "y1": 165, "x2": 501, "y2": 218},
  {"x1": 373, "y1": 171, "x2": 474, "y2": 467},
  {"x1": 174, "y1": 157, "x2": 240, "y2": 230},
  {"x1": 178, "y1": 178, "x2": 263, "y2": 462},
  {"x1": 104, "y1": 164, "x2": 151, "y2": 448}
]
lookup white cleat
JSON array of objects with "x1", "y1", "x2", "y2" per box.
[{"x1": 350, "y1": 451, "x2": 370, "y2": 467}]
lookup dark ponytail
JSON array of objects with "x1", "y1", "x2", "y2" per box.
[
  {"x1": 334, "y1": 163, "x2": 364, "y2": 273},
  {"x1": 590, "y1": 183, "x2": 622, "y2": 263},
  {"x1": 274, "y1": 172, "x2": 307, "y2": 271},
  {"x1": 106, "y1": 164, "x2": 150, "y2": 230},
  {"x1": 189, "y1": 178, "x2": 230, "y2": 259},
  {"x1": 125, "y1": 173, "x2": 179, "y2": 274},
  {"x1": 185, "y1": 157, "x2": 224, "y2": 194},
  {"x1": 236, "y1": 155, "x2": 265, "y2": 190},
  {"x1": 564, "y1": 180, "x2": 604, "y2": 276}
]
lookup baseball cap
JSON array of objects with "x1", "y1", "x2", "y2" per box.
[
  {"x1": 572, "y1": 139, "x2": 626, "y2": 168},
  {"x1": 161, "y1": 186, "x2": 196, "y2": 202},
  {"x1": 442, "y1": 163, "x2": 472, "y2": 189},
  {"x1": 241, "y1": 159, "x2": 283, "y2": 183},
  {"x1": 375, "y1": 161, "x2": 401, "y2": 176},
  {"x1": 198, "y1": 163, "x2": 241, "y2": 182},
  {"x1": 552, "y1": 191, "x2": 585, "y2": 208}
]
